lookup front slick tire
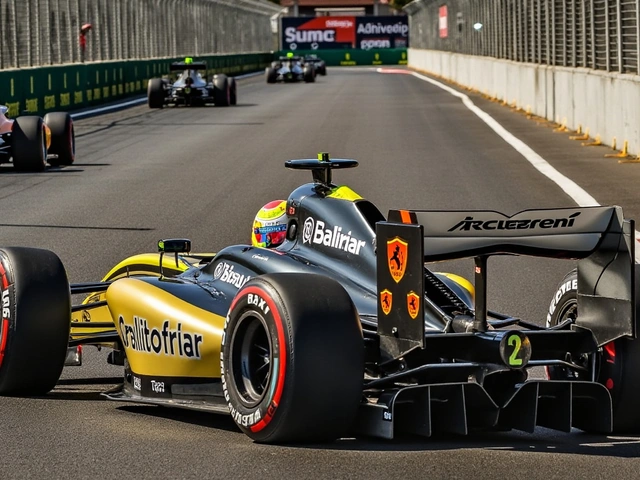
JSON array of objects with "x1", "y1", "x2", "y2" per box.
[
  {"x1": 0, "y1": 247, "x2": 70, "y2": 395},
  {"x1": 547, "y1": 269, "x2": 640, "y2": 432},
  {"x1": 222, "y1": 273, "x2": 364, "y2": 444}
]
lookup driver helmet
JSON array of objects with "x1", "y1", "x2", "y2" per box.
[{"x1": 251, "y1": 200, "x2": 288, "y2": 248}]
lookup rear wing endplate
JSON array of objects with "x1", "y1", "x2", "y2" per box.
[{"x1": 376, "y1": 206, "x2": 635, "y2": 350}]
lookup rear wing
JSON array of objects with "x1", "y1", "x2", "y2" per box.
[
  {"x1": 170, "y1": 61, "x2": 207, "y2": 71},
  {"x1": 376, "y1": 206, "x2": 635, "y2": 350}
]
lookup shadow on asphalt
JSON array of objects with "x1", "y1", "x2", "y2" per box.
[
  {"x1": 117, "y1": 404, "x2": 241, "y2": 434},
  {"x1": 0, "y1": 166, "x2": 85, "y2": 174},
  {"x1": 28, "y1": 380, "x2": 640, "y2": 457},
  {"x1": 0, "y1": 223, "x2": 153, "y2": 231},
  {"x1": 289, "y1": 430, "x2": 640, "y2": 458}
]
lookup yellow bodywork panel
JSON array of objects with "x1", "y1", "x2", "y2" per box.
[
  {"x1": 70, "y1": 252, "x2": 214, "y2": 340},
  {"x1": 437, "y1": 272, "x2": 475, "y2": 302},
  {"x1": 327, "y1": 185, "x2": 363, "y2": 202},
  {"x1": 107, "y1": 278, "x2": 225, "y2": 378}
]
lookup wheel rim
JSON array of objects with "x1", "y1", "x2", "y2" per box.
[{"x1": 229, "y1": 312, "x2": 273, "y2": 408}]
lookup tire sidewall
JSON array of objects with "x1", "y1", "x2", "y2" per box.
[
  {"x1": 546, "y1": 270, "x2": 622, "y2": 395},
  {"x1": 222, "y1": 283, "x2": 288, "y2": 439},
  {"x1": 0, "y1": 253, "x2": 15, "y2": 386}
]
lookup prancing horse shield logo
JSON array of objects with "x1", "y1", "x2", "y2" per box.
[
  {"x1": 407, "y1": 291, "x2": 420, "y2": 319},
  {"x1": 380, "y1": 289, "x2": 392, "y2": 315},
  {"x1": 387, "y1": 237, "x2": 408, "y2": 283}
]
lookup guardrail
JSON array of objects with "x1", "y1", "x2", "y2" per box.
[
  {"x1": 0, "y1": 0, "x2": 281, "y2": 69},
  {"x1": 0, "y1": 53, "x2": 272, "y2": 117},
  {"x1": 405, "y1": 0, "x2": 640, "y2": 75},
  {"x1": 275, "y1": 49, "x2": 408, "y2": 66}
]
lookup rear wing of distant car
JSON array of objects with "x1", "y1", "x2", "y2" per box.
[
  {"x1": 170, "y1": 61, "x2": 207, "y2": 71},
  {"x1": 376, "y1": 206, "x2": 636, "y2": 352}
]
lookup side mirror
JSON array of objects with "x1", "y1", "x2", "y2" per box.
[
  {"x1": 158, "y1": 238, "x2": 191, "y2": 278},
  {"x1": 158, "y1": 238, "x2": 191, "y2": 253}
]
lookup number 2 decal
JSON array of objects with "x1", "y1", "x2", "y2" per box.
[{"x1": 508, "y1": 334, "x2": 523, "y2": 366}]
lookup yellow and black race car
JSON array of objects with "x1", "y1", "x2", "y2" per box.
[{"x1": 1, "y1": 154, "x2": 639, "y2": 443}]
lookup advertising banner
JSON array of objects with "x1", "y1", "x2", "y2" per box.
[{"x1": 281, "y1": 16, "x2": 409, "y2": 51}]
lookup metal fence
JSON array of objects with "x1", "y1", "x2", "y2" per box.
[
  {"x1": 406, "y1": 0, "x2": 640, "y2": 75},
  {"x1": 0, "y1": 0, "x2": 282, "y2": 70}
]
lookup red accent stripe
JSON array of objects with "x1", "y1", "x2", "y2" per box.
[
  {"x1": 604, "y1": 342, "x2": 616, "y2": 359},
  {"x1": 239, "y1": 286, "x2": 287, "y2": 433},
  {"x1": 399, "y1": 210, "x2": 412, "y2": 224},
  {"x1": 0, "y1": 262, "x2": 8, "y2": 368},
  {"x1": 0, "y1": 318, "x2": 7, "y2": 367},
  {"x1": 0, "y1": 263, "x2": 7, "y2": 289}
]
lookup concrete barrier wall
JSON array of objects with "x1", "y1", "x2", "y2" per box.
[{"x1": 409, "y1": 48, "x2": 640, "y2": 156}]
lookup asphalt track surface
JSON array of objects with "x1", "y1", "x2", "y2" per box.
[{"x1": 2, "y1": 69, "x2": 640, "y2": 479}]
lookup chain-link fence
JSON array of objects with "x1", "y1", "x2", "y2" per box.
[
  {"x1": 0, "y1": 0, "x2": 282, "y2": 70},
  {"x1": 406, "y1": 0, "x2": 640, "y2": 75}
]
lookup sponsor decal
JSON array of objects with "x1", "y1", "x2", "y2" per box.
[
  {"x1": 133, "y1": 376, "x2": 142, "y2": 391},
  {"x1": 118, "y1": 316, "x2": 203, "y2": 359},
  {"x1": 251, "y1": 254, "x2": 269, "y2": 262},
  {"x1": 282, "y1": 16, "x2": 409, "y2": 50},
  {"x1": 380, "y1": 289, "x2": 392, "y2": 316},
  {"x1": 546, "y1": 278, "x2": 578, "y2": 325},
  {"x1": 448, "y1": 212, "x2": 582, "y2": 232},
  {"x1": 361, "y1": 39, "x2": 391, "y2": 50},
  {"x1": 357, "y1": 21, "x2": 408, "y2": 36},
  {"x1": 1, "y1": 289, "x2": 9, "y2": 322},
  {"x1": 407, "y1": 291, "x2": 420, "y2": 320},
  {"x1": 0, "y1": 262, "x2": 11, "y2": 368},
  {"x1": 383, "y1": 410, "x2": 392, "y2": 422},
  {"x1": 214, "y1": 262, "x2": 252, "y2": 289},
  {"x1": 302, "y1": 217, "x2": 367, "y2": 255},
  {"x1": 387, "y1": 237, "x2": 408, "y2": 283},
  {"x1": 151, "y1": 380, "x2": 165, "y2": 393},
  {"x1": 248, "y1": 293, "x2": 271, "y2": 315}
]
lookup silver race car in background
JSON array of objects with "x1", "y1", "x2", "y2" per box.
[
  {"x1": 303, "y1": 54, "x2": 327, "y2": 76},
  {"x1": 147, "y1": 58, "x2": 237, "y2": 108}
]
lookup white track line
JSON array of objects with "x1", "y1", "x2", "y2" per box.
[
  {"x1": 380, "y1": 68, "x2": 640, "y2": 263},
  {"x1": 70, "y1": 70, "x2": 264, "y2": 119}
]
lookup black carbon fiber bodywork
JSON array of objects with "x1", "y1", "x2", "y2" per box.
[{"x1": 104, "y1": 159, "x2": 639, "y2": 439}]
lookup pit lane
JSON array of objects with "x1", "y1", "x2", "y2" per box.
[{"x1": 0, "y1": 69, "x2": 639, "y2": 478}]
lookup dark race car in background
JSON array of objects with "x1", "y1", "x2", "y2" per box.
[
  {"x1": 147, "y1": 58, "x2": 237, "y2": 108},
  {"x1": 266, "y1": 54, "x2": 315, "y2": 84},
  {"x1": 0, "y1": 105, "x2": 75, "y2": 172},
  {"x1": 303, "y1": 54, "x2": 327, "y2": 75}
]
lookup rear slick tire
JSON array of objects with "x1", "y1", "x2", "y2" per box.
[
  {"x1": 213, "y1": 74, "x2": 230, "y2": 106},
  {"x1": 221, "y1": 273, "x2": 364, "y2": 444},
  {"x1": 11, "y1": 116, "x2": 47, "y2": 172},
  {"x1": 0, "y1": 247, "x2": 70, "y2": 395},
  {"x1": 546, "y1": 269, "x2": 640, "y2": 432},
  {"x1": 147, "y1": 78, "x2": 165, "y2": 109},
  {"x1": 43, "y1": 112, "x2": 75, "y2": 166}
]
